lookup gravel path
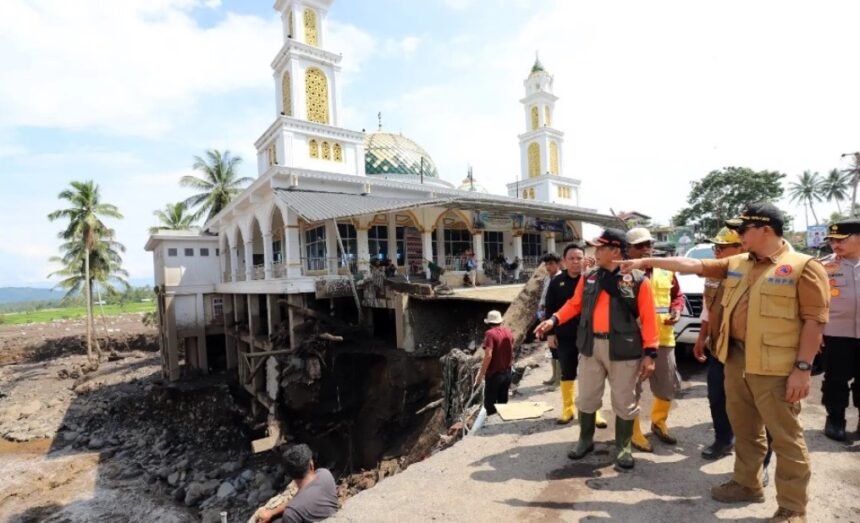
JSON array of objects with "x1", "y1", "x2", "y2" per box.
[{"x1": 333, "y1": 354, "x2": 860, "y2": 522}]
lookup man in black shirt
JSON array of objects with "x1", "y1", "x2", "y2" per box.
[{"x1": 544, "y1": 244, "x2": 606, "y2": 428}]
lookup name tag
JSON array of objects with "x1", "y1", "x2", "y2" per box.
[
  {"x1": 727, "y1": 271, "x2": 742, "y2": 278},
  {"x1": 767, "y1": 277, "x2": 795, "y2": 285}
]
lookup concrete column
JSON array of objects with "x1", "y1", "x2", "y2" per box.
[
  {"x1": 546, "y1": 233, "x2": 556, "y2": 255},
  {"x1": 357, "y1": 227, "x2": 370, "y2": 274},
  {"x1": 421, "y1": 230, "x2": 433, "y2": 278},
  {"x1": 219, "y1": 242, "x2": 226, "y2": 283},
  {"x1": 285, "y1": 219, "x2": 302, "y2": 278},
  {"x1": 472, "y1": 232, "x2": 484, "y2": 273},
  {"x1": 195, "y1": 293, "x2": 208, "y2": 374},
  {"x1": 244, "y1": 241, "x2": 254, "y2": 281},
  {"x1": 164, "y1": 295, "x2": 180, "y2": 381},
  {"x1": 513, "y1": 235, "x2": 523, "y2": 279},
  {"x1": 387, "y1": 214, "x2": 398, "y2": 265},
  {"x1": 435, "y1": 225, "x2": 445, "y2": 266},
  {"x1": 325, "y1": 221, "x2": 338, "y2": 274},
  {"x1": 230, "y1": 246, "x2": 239, "y2": 282},
  {"x1": 224, "y1": 294, "x2": 237, "y2": 370},
  {"x1": 263, "y1": 232, "x2": 274, "y2": 279}
]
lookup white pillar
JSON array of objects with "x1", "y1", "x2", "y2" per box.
[
  {"x1": 244, "y1": 241, "x2": 254, "y2": 281},
  {"x1": 263, "y1": 232, "x2": 273, "y2": 280},
  {"x1": 472, "y1": 232, "x2": 484, "y2": 273},
  {"x1": 435, "y1": 225, "x2": 445, "y2": 266},
  {"x1": 513, "y1": 235, "x2": 523, "y2": 279},
  {"x1": 219, "y1": 242, "x2": 226, "y2": 283},
  {"x1": 387, "y1": 214, "x2": 398, "y2": 265},
  {"x1": 230, "y1": 246, "x2": 239, "y2": 282},
  {"x1": 325, "y1": 221, "x2": 338, "y2": 274},
  {"x1": 546, "y1": 233, "x2": 556, "y2": 255},
  {"x1": 422, "y1": 230, "x2": 433, "y2": 278},
  {"x1": 285, "y1": 211, "x2": 302, "y2": 278},
  {"x1": 357, "y1": 227, "x2": 370, "y2": 274}
]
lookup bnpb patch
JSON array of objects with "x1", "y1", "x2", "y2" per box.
[{"x1": 775, "y1": 265, "x2": 793, "y2": 277}]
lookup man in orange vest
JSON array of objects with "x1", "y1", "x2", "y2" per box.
[{"x1": 618, "y1": 203, "x2": 830, "y2": 523}]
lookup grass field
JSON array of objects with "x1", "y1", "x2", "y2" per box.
[{"x1": 0, "y1": 302, "x2": 155, "y2": 325}]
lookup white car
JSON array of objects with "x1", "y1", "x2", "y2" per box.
[{"x1": 672, "y1": 244, "x2": 712, "y2": 346}]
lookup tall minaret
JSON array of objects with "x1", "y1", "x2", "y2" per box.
[
  {"x1": 507, "y1": 55, "x2": 579, "y2": 206},
  {"x1": 255, "y1": 0, "x2": 365, "y2": 177}
]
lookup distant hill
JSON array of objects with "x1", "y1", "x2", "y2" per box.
[{"x1": 0, "y1": 287, "x2": 66, "y2": 304}]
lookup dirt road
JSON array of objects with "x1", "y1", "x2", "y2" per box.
[{"x1": 333, "y1": 354, "x2": 860, "y2": 522}]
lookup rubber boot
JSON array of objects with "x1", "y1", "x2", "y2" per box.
[
  {"x1": 557, "y1": 380, "x2": 575, "y2": 425},
  {"x1": 651, "y1": 398, "x2": 678, "y2": 445},
  {"x1": 595, "y1": 409, "x2": 608, "y2": 429},
  {"x1": 567, "y1": 411, "x2": 595, "y2": 459},
  {"x1": 631, "y1": 415, "x2": 653, "y2": 452},
  {"x1": 543, "y1": 359, "x2": 560, "y2": 386},
  {"x1": 615, "y1": 416, "x2": 635, "y2": 470}
]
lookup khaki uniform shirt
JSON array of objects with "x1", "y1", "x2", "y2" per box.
[{"x1": 701, "y1": 241, "x2": 830, "y2": 342}]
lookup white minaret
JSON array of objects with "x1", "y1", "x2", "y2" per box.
[
  {"x1": 255, "y1": 0, "x2": 365, "y2": 177},
  {"x1": 507, "y1": 55, "x2": 580, "y2": 206}
]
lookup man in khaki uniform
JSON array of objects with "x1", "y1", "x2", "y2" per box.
[{"x1": 619, "y1": 203, "x2": 830, "y2": 523}]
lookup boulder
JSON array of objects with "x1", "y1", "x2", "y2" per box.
[{"x1": 216, "y1": 481, "x2": 237, "y2": 499}]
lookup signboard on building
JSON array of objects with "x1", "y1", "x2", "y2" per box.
[
  {"x1": 473, "y1": 211, "x2": 514, "y2": 230},
  {"x1": 807, "y1": 225, "x2": 828, "y2": 248}
]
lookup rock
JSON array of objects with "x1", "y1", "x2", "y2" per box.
[
  {"x1": 167, "y1": 472, "x2": 180, "y2": 487},
  {"x1": 62, "y1": 431, "x2": 80, "y2": 442},
  {"x1": 184, "y1": 479, "x2": 219, "y2": 506},
  {"x1": 240, "y1": 469, "x2": 254, "y2": 482},
  {"x1": 216, "y1": 481, "x2": 236, "y2": 499},
  {"x1": 18, "y1": 400, "x2": 42, "y2": 418},
  {"x1": 200, "y1": 509, "x2": 224, "y2": 523},
  {"x1": 171, "y1": 486, "x2": 186, "y2": 502},
  {"x1": 88, "y1": 436, "x2": 105, "y2": 450},
  {"x1": 219, "y1": 461, "x2": 241, "y2": 474}
]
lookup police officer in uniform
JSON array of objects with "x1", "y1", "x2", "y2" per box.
[
  {"x1": 619, "y1": 203, "x2": 830, "y2": 523},
  {"x1": 820, "y1": 218, "x2": 860, "y2": 441},
  {"x1": 535, "y1": 229, "x2": 660, "y2": 471}
]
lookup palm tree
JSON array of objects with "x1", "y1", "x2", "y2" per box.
[
  {"x1": 180, "y1": 150, "x2": 252, "y2": 222},
  {"x1": 843, "y1": 153, "x2": 860, "y2": 219},
  {"x1": 820, "y1": 168, "x2": 851, "y2": 215},
  {"x1": 787, "y1": 171, "x2": 823, "y2": 228},
  {"x1": 150, "y1": 202, "x2": 196, "y2": 234},
  {"x1": 47, "y1": 181, "x2": 123, "y2": 363}
]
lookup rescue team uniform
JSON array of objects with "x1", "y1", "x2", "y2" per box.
[
  {"x1": 702, "y1": 241, "x2": 830, "y2": 514},
  {"x1": 550, "y1": 266, "x2": 659, "y2": 469},
  {"x1": 544, "y1": 270, "x2": 582, "y2": 424}
]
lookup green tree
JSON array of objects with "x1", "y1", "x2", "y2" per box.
[
  {"x1": 843, "y1": 153, "x2": 860, "y2": 219},
  {"x1": 150, "y1": 202, "x2": 196, "y2": 234},
  {"x1": 787, "y1": 170, "x2": 823, "y2": 227},
  {"x1": 47, "y1": 180, "x2": 123, "y2": 363},
  {"x1": 672, "y1": 167, "x2": 786, "y2": 238},
  {"x1": 820, "y1": 168, "x2": 851, "y2": 215},
  {"x1": 180, "y1": 150, "x2": 252, "y2": 222}
]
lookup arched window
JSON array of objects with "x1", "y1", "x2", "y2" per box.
[
  {"x1": 528, "y1": 142, "x2": 540, "y2": 178},
  {"x1": 305, "y1": 68, "x2": 329, "y2": 124},
  {"x1": 549, "y1": 141, "x2": 559, "y2": 175},
  {"x1": 281, "y1": 71, "x2": 292, "y2": 116},
  {"x1": 530, "y1": 106, "x2": 539, "y2": 130},
  {"x1": 287, "y1": 10, "x2": 293, "y2": 39},
  {"x1": 321, "y1": 141, "x2": 331, "y2": 160},
  {"x1": 303, "y1": 9, "x2": 318, "y2": 46},
  {"x1": 268, "y1": 144, "x2": 277, "y2": 166},
  {"x1": 309, "y1": 139, "x2": 319, "y2": 159},
  {"x1": 522, "y1": 189, "x2": 528, "y2": 199},
  {"x1": 333, "y1": 143, "x2": 343, "y2": 162},
  {"x1": 544, "y1": 106, "x2": 552, "y2": 127}
]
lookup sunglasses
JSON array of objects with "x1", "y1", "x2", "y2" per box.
[
  {"x1": 632, "y1": 242, "x2": 653, "y2": 249},
  {"x1": 736, "y1": 223, "x2": 762, "y2": 235},
  {"x1": 713, "y1": 244, "x2": 741, "y2": 253}
]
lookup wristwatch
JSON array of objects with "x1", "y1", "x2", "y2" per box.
[
  {"x1": 794, "y1": 361, "x2": 812, "y2": 371},
  {"x1": 644, "y1": 348, "x2": 658, "y2": 359}
]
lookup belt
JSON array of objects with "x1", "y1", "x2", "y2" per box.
[
  {"x1": 655, "y1": 307, "x2": 670, "y2": 314},
  {"x1": 593, "y1": 332, "x2": 610, "y2": 340}
]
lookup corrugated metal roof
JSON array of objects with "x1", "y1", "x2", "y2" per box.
[
  {"x1": 275, "y1": 188, "x2": 621, "y2": 228},
  {"x1": 274, "y1": 189, "x2": 453, "y2": 222}
]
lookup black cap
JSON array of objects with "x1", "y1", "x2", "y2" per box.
[
  {"x1": 825, "y1": 218, "x2": 860, "y2": 239},
  {"x1": 725, "y1": 202, "x2": 784, "y2": 231},
  {"x1": 586, "y1": 228, "x2": 627, "y2": 248}
]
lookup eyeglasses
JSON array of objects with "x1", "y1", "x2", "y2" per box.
[{"x1": 713, "y1": 244, "x2": 741, "y2": 253}]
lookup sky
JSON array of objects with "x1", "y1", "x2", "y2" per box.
[{"x1": 1, "y1": 0, "x2": 858, "y2": 287}]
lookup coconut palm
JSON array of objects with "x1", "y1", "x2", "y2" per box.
[
  {"x1": 47, "y1": 181, "x2": 123, "y2": 363},
  {"x1": 180, "y1": 150, "x2": 252, "y2": 222},
  {"x1": 821, "y1": 168, "x2": 851, "y2": 214},
  {"x1": 150, "y1": 202, "x2": 196, "y2": 234},
  {"x1": 787, "y1": 171, "x2": 823, "y2": 228},
  {"x1": 843, "y1": 153, "x2": 860, "y2": 219}
]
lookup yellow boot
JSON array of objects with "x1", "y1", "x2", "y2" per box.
[
  {"x1": 595, "y1": 409, "x2": 608, "y2": 429},
  {"x1": 557, "y1": 381, "x2": 576, "y2": 424},
  {"x1": 631, "y1": 415, "x2": 653, "y2": 452},
  {"x1": 651, "y1": 398, "x2": 678, "y2": 445}
]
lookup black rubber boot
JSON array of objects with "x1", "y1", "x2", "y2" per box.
[
  {"x1": 568, "y1": 411, "x2": 596, "y2": 459},
  {"x1": 824, "y1": 416, "x2": 847, "y2": 441},
  {"x1": 615, "y1": 416, "x2": 635, "y2": 471}
]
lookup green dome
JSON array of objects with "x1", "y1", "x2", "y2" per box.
[{"x1": 364, "y1": 131, "x2": 439, "y2": 179}]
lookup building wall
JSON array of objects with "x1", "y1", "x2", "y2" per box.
[{"x1": 158, "y1": 240, "x2": 220, "y2": 288}]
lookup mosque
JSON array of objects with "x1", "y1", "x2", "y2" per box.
[{"x1": 145, "y1": 0, "x2": 615, "y2": 403}]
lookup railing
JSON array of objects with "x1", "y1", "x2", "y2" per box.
[
  {"x1": 521, "y1": 256, "x2": 541, "y2": 269},
  {"x1": 252, "y1": 264, "x2": 266, "y2": 280},
  {"x1": 272, "y1": 261, "x2": 286, "y2": 279},
  {"x1": 222, "y1": 271, "x2": 231, "y2": 283},
  {"x1": 235, "y1": 271, "x2": 246, "y2": 282},
  {"x1": 443, "y1": 255, "x2": 473, "y2": 271}
]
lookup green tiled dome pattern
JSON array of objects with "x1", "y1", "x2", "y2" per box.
[{"x1": 364, "y1": 132, "x2": 439, "y2": 178}]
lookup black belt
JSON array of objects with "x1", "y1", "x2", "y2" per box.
[{"x1": 593, "y1": 332, "x2": 610, "y2": 340}]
